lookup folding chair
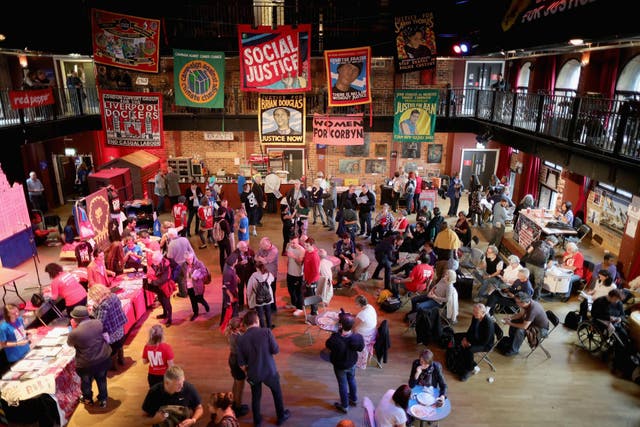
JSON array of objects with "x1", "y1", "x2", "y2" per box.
[
  {"x1": 474, "y1": 320, "x2": 503, "y2": 371},
  {"x1": 526, "y1": 310, "x2": 560, "y2": 359},
  {"x1": 302, "y1": 295, "x2": 325, "y2": 345},
  {"x1": 363, "y1": 396, "x2": 377, "y2": 427}
]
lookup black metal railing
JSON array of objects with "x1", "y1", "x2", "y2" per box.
[{"x1": 1, "y1": 86, "x2": 639, "y2": 163}]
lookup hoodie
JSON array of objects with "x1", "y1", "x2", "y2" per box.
[{"x1": 325, "y1": 331, "x2": 365, "y2": 370}]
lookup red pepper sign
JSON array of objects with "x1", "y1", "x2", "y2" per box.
[{"x1": 9, "y1": 88, "x2": 55, "y2": 109}]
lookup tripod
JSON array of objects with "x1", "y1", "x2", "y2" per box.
[{"x1": 24, "y1": 222, "x2": 43, "y2": 294}]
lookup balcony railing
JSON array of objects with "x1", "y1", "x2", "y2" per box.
[{"x1": 1, "y1": 86, "x2": 639, "y2": 163}]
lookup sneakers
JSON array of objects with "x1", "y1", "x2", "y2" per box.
[
  {"x1": 292, "y1": 309, "x2": 304, "y2": 317},
  {"x1": 199, "y1": 244, "x2": 208, "y2": 249},
  {"x1": 473, "y1": 365, "x2": 481, "y2": 375},
  {"x1": 98, "y1": 400, "x2": 107, "y2": 409},
  {"x1": 80, "y1": 397, "x2": 93, "y2": 406},
  {"x1": 334, "y1": 402, "x2": 348, "y2": 414},
  {"x1": 276, "y1": 409, "x2": 291, "y2": 425},
  {"x1": 190, "y1": 314, "x2": 198, "y2": 321}
]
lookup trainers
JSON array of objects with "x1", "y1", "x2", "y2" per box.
[
  {"x1": 98, "y1": 400, "x2": 107, "y2": 408},
  {"x1": 473, "y1": 365, "x2": 481, "y2": 375},
  {"x1": 80, "y1": 397, "x2": 93, "y2": 406},
  {"x1": 199, "y1": 244, "x2": 208, "y2": 249},
  {"x1": 334, "y1": 402, "x2": 348, "y2": 414},
  {"x1": 292, "y1": 309, "x2": 304, "y2": 317},
  {"x1": 276, "y1": 409, "x2": 291, "y2": 425}
]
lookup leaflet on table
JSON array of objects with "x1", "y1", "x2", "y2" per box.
[
  {"x1": 10, "y1": 358, "x2": 51, "y2": 372},
  {"x1": 36, "y1": 336, "x2": 68, "y2": 347},
  {"x1": 46, "y1": 327, "x2": 71, "y2": 338},
  {"x1": 25, "y1": 346, "x2": 63, "y2": 359}
]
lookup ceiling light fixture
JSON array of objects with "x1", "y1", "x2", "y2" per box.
[
  {"x1": 569, "y1": 38, "x2": 584, "y2": 46},
  {"x1": 0, "y1": 34, "x2": 5, "y2": 42}
]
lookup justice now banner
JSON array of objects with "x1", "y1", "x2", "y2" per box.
[
  {"x1": 393, "y1": 90, "x2": 439, "y2": 142},
  {"x1": 259, "y1": 94, "x2": 305, "y2": 145},
  {"x1": 325, "y1": 47, "x2": 372, "y2": 107},
  {"x1": 173, "y1": 49, "x2": 225, "y2": 108},
  {"x1": 394, "y1": 12, "x2": 436, "y2": 73},
  {"x1": 9, "y1": 88, "x2": 54, "y2": 109},
  {"x1": 92, "y1": 9, "x2": 161, "y2": 73},
  {"x1": 312, "y1": 114, "x2": 364, "y2": 146},
  {"x1": 99, "y1": 90, "x2": 164, "y2": 147},
  {"x1": 238, "y1": 24, "x2": 311, "y2": 92}
]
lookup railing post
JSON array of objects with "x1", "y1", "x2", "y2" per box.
[
  {"x1": 445, "y1": 87, "x2": 452, "y2": 117},
  {"x1": 510, "y1": 92, "x2": 518, "y2": 127},
  {"x1": 490, "y1": 91, "x2": 497, "y2": 121},
  {"x1": 535, "y1": 93, "x2": 545, "y2": 134},
  {"x1": 567, "y1": 97, "x2": 583, "y2": 144},
  {"x1": 613, "y1": 102, "x2": 630, "y2": 156},
  {"x1": 473, "y1": 89, "x2": 481, "y2": 119}
]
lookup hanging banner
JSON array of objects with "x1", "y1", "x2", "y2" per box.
[
  {"x1": 394, "y1": 12, "x2": 436, "y2": 73},
  {"x1": 99, "y1": 90, "x2": 164, "y2": 147},
  {"x1": 312, "y1": 114, "x2": 364, "y2": 146},
  {"x1": 237, "y1": 24, "x2": 311, "y2": 92},
  {"x1": 91, "y1": 9, "x2": 161, "y2": 73},
  {"x1": 259, "y1": 94, "x2": 305, "y2": 145},
  {"x1": 85, "y1": 188, "x2": 111, "y2": 250},
  {"x1": 9, "y1": 88, "x2": 55, "y2": 109},
  {"x1": 173, "y1": 49, "x2": 225, "y2": 108},
  {"x1": 325, "y1": 47, "x2": 372, "y2": 107},
  {"x1": 393, "y1": 89, "x2": 438, "y2": 142}
]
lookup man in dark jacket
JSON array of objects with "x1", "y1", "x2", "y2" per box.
[
  {"x1": 455, "y1": 303, "x2": 495, "y2": 381},
  {"x1": 524, "y1": 235, "x2": 557, "y2": 300},
  {"x1": 357, "y1": 184, "x2": 376, "y2": 237},
  {"x1": 325, "y1": 313, "x2": 365, "y2": 414},
  {"x1": 372, "y1": 234, "x2": 404, "y2": 297},
  {"x1": 237, "y1": 310, "x2": 291, "y2": 426}
]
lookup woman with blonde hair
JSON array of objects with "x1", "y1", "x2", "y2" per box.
[
  {"x1": 141, "y1": 324, "x2": 174, "y2": 387},
  {"x1": 89, "y1": 284, "x2": 127, "y2": 370},
  {"x1": 206, "y1": 391, "x2": 240, "y2": 427}
]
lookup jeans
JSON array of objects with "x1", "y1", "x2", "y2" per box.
[
  {"x1": 448, "y1": 196, "x2": 460, "y2": 216},
  {"x1": 416, "y1": 298, "x2": 442, "y2": 313},
  {"x1": 155, "y1": 194, "x2": 166, "y2": 214},
  {"x1": 405, "y1": 193, "x2": 414, "y2": 214},
  {"x1": 255, "y1": 304, "x2": 272, "y2": 328},
  {"x1": 373, "y1": 256, "x2": 393, "y2": 294},
  {"x1": 508, "y1": 324, "x2": 548, "y2": 354},
  {"x1": 287, "y1": 274, "x2": 303, "y2": 309},
  {"x1": 526, "y1": 263, "x2": 545, "y2": 300},
  {"x1": 359, "y1": 211, "x2": 372, "y2": 235},
  {"x1": 187, "y1": 208, "x2": 199, "y2": 236},
  {"x1": 313, "y1": 202, "x2": 326, "y2": 224},
  {"x1": 77, "y1": 358, "x2": 110, "y2": 402},
  {"x1": 324, "y1": 206, "x2": 335, "y2": 229},
  {"x1": 566, "y1": 274, "x2": 581, "y2": 298},
  {"x1": 152, "y1": 287, "x2": 172, "y2": 322},
  {"x1": 187, "y1": 287, "x2": 210, "y2": 316},
  {"x1": 334, "y1": 365, "x2": 357, "y2": 408},
  {"x1": 304, "y1": 282, "x2": 318, "y2": 315},
  {"x1": 477, "y1": 276, "x2": 501, "y2": 299},
  {"x1": 249, "y1": 372, "x2": 286, "y2": 426}
]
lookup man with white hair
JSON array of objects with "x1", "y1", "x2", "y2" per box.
[
  {"x1": 560, "y1": 241, "x2": 585, "y2": 302},
  {"x1": 264, "y1": 169, "x2": 282, "y2": 213},
  {"x1": 26, "y1": 171, "x2": 46, "y2": 212},
  {"x1": 256, "y1": 237, "x2": 279, "y2": 311},
  {"x1": 413, "y1": 269, "x2": 457, "y2": 313},
  {"x1": 286, "y1": 236, "x2": 306, "y2": 315},
  {"x1": 166, "y1": 227, "x2": 195, "y2": 297}
]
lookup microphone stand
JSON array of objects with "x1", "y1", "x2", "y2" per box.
[{"x1": 24, "y1": 223, "x2": 43, "y2": 294}]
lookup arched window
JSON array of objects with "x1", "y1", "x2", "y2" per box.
[
  {"x1": 516, "y1": 62, "x2": 532, "y2": 93},
  {"x1": 615, "y1": 54, "x2": 640, "y2": 101},
  {"x1": 555, "y1": 59, "x2": 581, "y2": 97}
]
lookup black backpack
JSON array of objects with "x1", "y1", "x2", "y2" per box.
[
  {"x1": 563, "y1": 311, "x2": 582, "y2": 330},
  {"x1": 445, "y1": 344, "x2": 466, "y2": 375},
  {"x1": 380, "y1": 296, "x2": 402, "y2": 313},
  {"x1": 254, "y1": 278, "x2": 272, "y2": 305},
  {"x1": 439, "y1": 326, "x2": 455, "y2": 349}
]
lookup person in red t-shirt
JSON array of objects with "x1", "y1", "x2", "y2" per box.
[
  {"x1": 303, "y1": 237, "x2": 320, "y2": 315},
  {"x1": 197, "y1": 197, "x2": 215, "y2": 249},
  {"x1": 142, "y1": 324, "x2": 175, "y2": 387},
  {"x1": 172, "y1": 196, "x2": 188, "y2": 236},
  {"x1": 394, "y1": 253, "x2": 434, "y2": 296},
  {"x1": 413, "y1": 171, "x2": 423, "y2": 214},
  {"x1": 560, "y1": 242, "x2": 584, "y2": 302},
  {"x1": 44, "y1": 263, "x2": 87, "y2": 314}
]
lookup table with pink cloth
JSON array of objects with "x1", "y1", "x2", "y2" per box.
[{"x1": 102, "y1": 272, "x2": 155, "y2": 335}]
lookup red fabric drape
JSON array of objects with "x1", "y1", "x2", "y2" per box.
[
  {"x1": 522, "y1": 153, "x2": 541, "y2": 201},
  {"x1": 628, "y1": 256, "x2": 640, "y2": 283},
  {"x1": 595, "y1": 52, "x2": 620, "y2": 99},
  {"x1": 496, "y1": 145, "x2": 513, "y2": 181},
  {"x1": 574, "y1": 175, "x2": 589, "y2": 219}
]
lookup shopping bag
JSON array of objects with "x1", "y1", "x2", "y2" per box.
[{"x1": 219, "y1": 306, "x2": 233, "y2": 333}]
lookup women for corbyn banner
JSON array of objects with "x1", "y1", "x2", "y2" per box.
[
  {"x1": 312, "y1": 114, "x2": 364, "y2": 146},
  {"x1": 99, "y1": 90, "x2": 164, "y2": 147},
  {"x1": 238, "y1": 24, "x2": 311, "y2": 92}
]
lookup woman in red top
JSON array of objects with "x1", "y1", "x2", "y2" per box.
[
  {"x1": 391, "y1": 209, "x2": 409, "y2": 235},
  {"x1": 142, "y1": 324, "x2": 174, "y2": 387},
  {"x1": 44, "y1": 263, "x2": 87, "y2": 313},
  {"x1": 197, "y1": 197, "x2": 215, "y2": 249},
  {"x1": 86, "y1": 247, "x2": 116, "y2": 288},
  {"x1": 561, "y1": 242, "x2": 585, "y2": 302}
]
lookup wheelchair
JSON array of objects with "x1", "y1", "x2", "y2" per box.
[{"x1": 576, "y1": 315, "x2": 627, "y2": 354}]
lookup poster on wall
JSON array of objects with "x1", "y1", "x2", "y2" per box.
[
  {"x1": 345, "y1": 135, "x2": 370, "y2": 157},
  {"x1": 173, "y1": 49, "x2": 225, "y2": 108},
  {"x1": 99, "y1": 90, "x2": 164, "y2": 147},
  {"x1": 394, "y1": 12, "x2": 436, "y2": 73},
  {"x1": 324, "y1": 47, "x2": 372, "y2": 107},
  {"x1": 237, "y1": 24, "x2": 311, "y2": 92},
  {"x1": 427, "y1": 144, "x2": 443, "y2": 163},
  {"x1": 312, "y1": 114, "x2": 364, "y2": 146},
  {"x1": 626, "y1": 195, "x2": 640, "y2": 238},
  {"x1": 393, "y1": 90, "x2": 438, "y2": 142},
  {"x1": 338, "y1": 159, "x2": 361, "y2": 174},
  {"x1": 402, "y1": 142, "x2": 421, "y2": 158},
  {"x1": 259, "y1": 94, "x2": 305, "y2": 145},
  {"x1": 599, "y1": 192, "x2": 629, "y2": 236},
  {"x1": 91, "y1": 9, "x2": 161, "y2": 73},
  {"x1": 365, "y1": 160, "x2": 386, "y2": 174}
]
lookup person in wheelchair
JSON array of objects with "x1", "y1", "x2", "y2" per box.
[
  {"x1": 578, "y1": 269, "x2": 615, "y2": 319},
  {"x1": 500, "y1": 292, "x2": 549, "y2": 357},
  {"x1": 486, "y1": 268, "x2": 533, "y2": 316},
  {"x1": 590, "y1": 289, "x2": 626, "y2": 337}
]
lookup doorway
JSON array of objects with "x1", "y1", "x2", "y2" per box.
[
  {"x1": 459, "y1": 149, "x2": 499, "y2": 189},
  {"x1": 52, "y1": 154, "x2": 93, "y2": 204},
  {"x1": 267, "y1": 148, "x2": 304, "y2": 181}
]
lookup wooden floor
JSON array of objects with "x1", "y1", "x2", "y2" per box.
[{"x1": 21, "y1": 200, "x2": 640, "y2": 427}]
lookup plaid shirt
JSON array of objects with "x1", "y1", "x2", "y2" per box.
[{"x1": 93, "y1": 294, "x2": 127, "y2": 343}]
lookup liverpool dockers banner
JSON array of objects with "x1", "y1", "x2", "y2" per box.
[
  {"x1": 312, "y1": 114, "x2": 364, "y2": 146},
  {"x1": 394, "y1": 12, "x2": 436, "y2": 73},
  {"x1": 393, "y1": 90, "x2": 438, "y2": 142},
  {"x1": 100, "y1": 90, "x2": 164, "y2": 147},
  {"x1": 238, "y1": 24, "x2": 311, "y2": 92},
  {"x1": 325, "y1": 47, "x2": 372, "y2": 107},
  {"x1": 259, "y1": 94, "x2": 305, "y2": 145},
  {"x1": 174, "y1": 49, "x2": 225, "y2": 109},
  {"x1": 92, "y1": 9, "x2": 161, "y2": 73}
]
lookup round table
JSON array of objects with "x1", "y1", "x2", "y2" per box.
[{"x1": 408, "y1": 385, "x2": 451, "y2": 426}]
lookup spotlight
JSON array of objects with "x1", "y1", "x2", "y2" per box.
[{"x1": 453, "y1": 42, "x2": 470, "y2": 55}]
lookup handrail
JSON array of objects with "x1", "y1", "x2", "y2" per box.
[{"x1": 1, "y1": 86, "x2": 638, "y2": 163}]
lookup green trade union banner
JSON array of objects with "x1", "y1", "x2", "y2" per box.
[
  {"x1": 174, "y1": 49, "x2": 225, "y2": 108},
  {"x1": 393, "y1": 89, "x2": 438, "y2": 142}
]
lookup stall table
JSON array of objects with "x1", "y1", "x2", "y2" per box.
[
  {"x1": 514, "y1": 209, "x2": 577, "y2": 250},
  {"x1": 0, "y1": 267, "x2": 27, "y2": 305}
]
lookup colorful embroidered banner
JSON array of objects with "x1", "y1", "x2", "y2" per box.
[
  {"x1": 9, "y1": 88, "x2": 54, "y2": 109},
  {"x1": 99, "y1": 90, "x2": 164, "y2": 147},
  {"x1": 85, "y1": 188, "x2": 110, "y2": 250},
  {"x1": 259, "y1": 94, "x2": 305, "y2": 145},
  {"x1": 325, "y1": 47, "x2": 372, "y2": 107},
  {"x1": 238, "y1": 24, "x2": 311, "y2": 92},
  {"x1": 393, "y1": 90, "x2": 439, "y2": 142},
  {"x1": 394, "y1": 12, "x2": 436, "y2": 73},
  {"x1": 91, "y1": 9, "x2": 161, "y2": 73},
  {"x1": 312, "y1": 114, "x2": 364, "y2": 146},
  {"x1": 173, "y1": 49, "x2": 225, "y2": 108}
]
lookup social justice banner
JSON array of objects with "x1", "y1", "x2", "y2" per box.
[
  {"x1": 9, "y1": 88, "x2": 54, "y2": 109},
  {"x1": 91, "y1": 9, "x2": 161, "y2": 73},
  {"x1": 85, "y1": 187, "x2": 111, "y2": 250},
  {"x1": 393, "y1": 89, "x2": 438, "y2": 142},
  {"x1": 99, "y1": 90, "x2": 164, "y2": 147},
  {"x1": 394, "y1": 12, "x2": 436, "y2": 73},
  {"x1": 238, "y1": 24, "x2": 311, "y2": 92},
  {"x1": 259, "y1": 94, "x2": 305, "y2": 145},
  {"x1": 173, "y1": 49, "x2": 225, "y2": 108},
  {"x1": 312, "y1": 114, "x2": 364, "y2": 146},
  {"x1": 325, "y1": 47, "x2": 372, "y2": 107}
]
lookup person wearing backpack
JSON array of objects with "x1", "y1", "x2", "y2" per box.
[
  {"x1": 255, "y1": 237, "x2": 279, "y2": 312},
  {"x1": 179, "y1": 252, "x2": 211, "y2": 321},
  {"x1": 247, "y1": 261, "x2": 275, "y2": 329}
]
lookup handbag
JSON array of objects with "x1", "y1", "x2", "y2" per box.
[
  {"x1": 30, "y1": 293, "x2": 45, "y2": 308},
  {"x1": 160, "y1": 280, "x2": 177, "y2": 298}
]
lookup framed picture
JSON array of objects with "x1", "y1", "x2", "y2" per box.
[
  {"x1": 345, "y1": 136, "x2": 370, "y2": 157},
  {"x1": 374, "y1": 144, "x2": 387, "y2": 157},
  {"x1": 338, "y1": 159, "x2": 361, "y2": 174},
  {"x1": 427, "y1": 144, "x2": 443, "y2": 163},
  {"x1": 391, "y1": 150, "x2": 398, "y2": 159},
  {"x1": 365, "y1": 159, "x2": 386, "y2": 174},
  {"x1": 401, "y1": 141, "x2": 420, "y2": 158}
]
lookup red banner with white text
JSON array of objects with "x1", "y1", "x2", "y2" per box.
[
  {"x1": 312, "y1": 114, "x2": 364, "y2": 145},
  {"x1": 9, "y1": 89, "x2": 54, "y2": 109},
  {"x1": 237, "y1": 24, "x2": 311, "y2": 92},
  {"x1": 99, "y1": 90, "x2": 164, "y2": 147}
]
